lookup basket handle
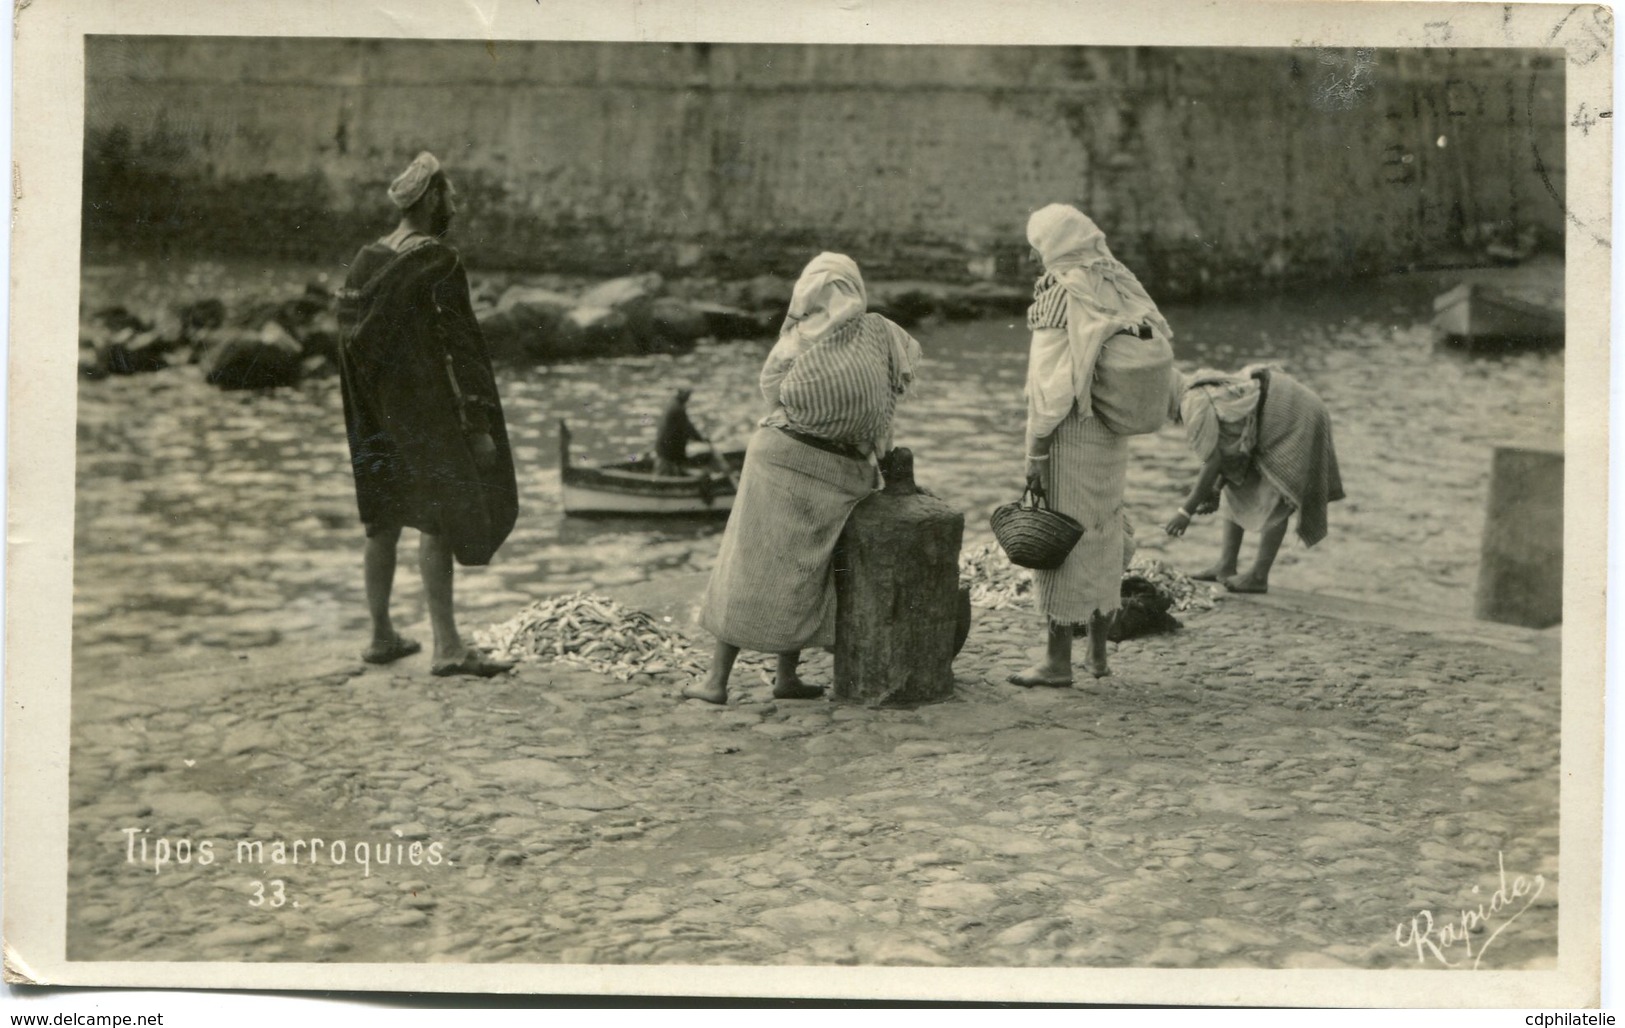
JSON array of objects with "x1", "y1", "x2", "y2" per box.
[{"x1": 1023, "y1": 480, "x2": 1053, "y2": 510}]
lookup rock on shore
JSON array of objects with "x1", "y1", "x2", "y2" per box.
[{"x1": 80, "y1": 283, "x2": 340, "y2": 390}]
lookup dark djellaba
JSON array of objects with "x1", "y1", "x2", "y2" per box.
[{"x1": 336, "y1": 151, "x2": 520, "y2": 678}]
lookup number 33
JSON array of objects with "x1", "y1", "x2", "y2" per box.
[{"x1": 249, "y1": 879, "x2": 286, "y2": 907}]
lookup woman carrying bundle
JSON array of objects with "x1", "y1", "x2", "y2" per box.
[
  {"x1": 1012, "y1": 204, "x2": 1175, "y2": 686},
  {"x1": 684, "y1": 253, "x2": 922, "y2": 705},
  {"x1": 1164, "y1": 365, "x2": 1345, "y2": 593}
]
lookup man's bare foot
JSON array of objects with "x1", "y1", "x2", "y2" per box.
[
  {"x1": 1190, "y1": 563, "x2": 1236, "y2": 583},
  {"x1": 770, "y1": 672, "x2": 824, "y2": 700},
  {"x1": 682, "y1": 679, "x2": 728, "y2": 704},
  {"x1": 1222, "y1": 573, "x2": 1269, "y2": 594},
  {"x1": 1008, "y1": 664, "x2": 1073, "y2": 688}
]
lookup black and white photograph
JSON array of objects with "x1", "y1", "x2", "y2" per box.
[{"x1": 4, "y1": 0, "x2": 1611, "y2": 1007}]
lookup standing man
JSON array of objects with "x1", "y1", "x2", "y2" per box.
[{"x1": 336, "y1": 151, "x2": 519, "y2": 677}]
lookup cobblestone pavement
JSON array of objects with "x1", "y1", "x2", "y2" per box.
[{"x1": 66, "y1": 594, "x2": 1559, "y2": 970}]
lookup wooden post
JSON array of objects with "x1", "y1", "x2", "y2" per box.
[
  {"x1": 832, "y1": 449, "x2": 966, "y2": 705},
  {"x1": 1474, "y1": 444, "x2": 1563, "y2": 628}
]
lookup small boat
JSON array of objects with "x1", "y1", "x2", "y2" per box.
[
  {"x1": 1432, "y1": 281, "x2": 1564, "y2": 349},
  {"x1": 558, "y1": 420, "x2": 744, "y2": 516}
]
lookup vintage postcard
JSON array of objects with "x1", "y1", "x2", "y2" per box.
[{"x1": 4, "y1": 0, "x2": 1611, "y2": 1007}]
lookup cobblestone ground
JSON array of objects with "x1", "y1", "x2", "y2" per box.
[{"x1": 66, "y1": 596, "x2": 1559, "y2": 970}]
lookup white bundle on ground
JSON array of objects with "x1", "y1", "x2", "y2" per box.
[
  {"x1": 475, "y1": 591, "x2": 706, "y2": 681},
  {"x1": 958, "y1": 542, "x2": 1218, "y2": 614}
]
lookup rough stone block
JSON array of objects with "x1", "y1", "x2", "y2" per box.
[
  {"x1": 833, "y1": 449, "x2": 966, "y2": 705},
  {"x1": 1474, "y1": 444, "x2": 1562, "y2": 628}
]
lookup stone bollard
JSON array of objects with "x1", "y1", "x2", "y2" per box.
[
  {"x1": 1474, "y1": 444, "x2": 1563, "y2": 628},
  {"x1": 832, "y1": 449, "x2": 966, "y2": 705}
]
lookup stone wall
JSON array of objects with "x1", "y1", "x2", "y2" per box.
[{"x1": 83, "y1": 38, "x2": 1565, "y2": 293}]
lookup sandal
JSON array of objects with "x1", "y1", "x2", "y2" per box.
[
  {"x1": 431, "y1": 649, "x2": 515, "y2": 678},
  {"x1": 362, "y1": 634, "x2": 422, "y2": 665},
  {"x1": 1007, "y1": 671, "x2": 1073, "y2": 688}
]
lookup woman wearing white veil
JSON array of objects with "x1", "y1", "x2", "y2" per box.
[
  {"x1": 1012, "y1": 204, "x2": 1173, "y2": 685},
  {"x1": 686, "y1": 253, "x2": 922, "y2": 705}
]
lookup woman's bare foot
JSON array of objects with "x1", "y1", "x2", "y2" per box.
[
  {"x1": 1008, "y1": 663, "x2": 1073, "y2": 688},
  {"x1": 770, "y1": 671, "x2": 824, "y2": 700},
  {"x1": 430, "y1": 648, "x2": 514, "y2": 678},
  {"x1": 1083, "y1": 654, "x2": 1111, "y2": 679},
  {"x1": 362, "y1": 632, "x2": 421, "y2": 665},
  {"x1": 1222, "y1": 572, "x2": 1269, "y2": 594},
  {"x1": 1190, "y1": 563, "x2": 1237, "y2": 583},
  {"x1": 682, "y1": 678, "x2": 728, "y2": 704}
]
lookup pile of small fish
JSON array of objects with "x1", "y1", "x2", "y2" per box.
[
  {"x1": 958, "y1": 542, "x2": 1218, "y2": 614},
  {"x1": 958, "y1": 541, "x2": 1035, "y2": 610},
  {"x1": 1124, "y1": 557, "x2": 1219, "y2": 613},
  {"x1": 475, "y1": 591, "x2": 706, "y2": 681}
]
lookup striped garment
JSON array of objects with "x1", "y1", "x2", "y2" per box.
[
  {"x1": 1250, "y1": 370, "x2": 1345, "y2": 547},
  {"x1": 1026, "y1": 272, "x2": 1068, "y2": 330},
  {"x1": 698, "y1": 426, "x2": 877, "y2": 652},
  {"x1": 1033, "y1": 408, "x2": 1128, "y2": 624},
  {"x1": 760, "y1": 313, "x2": 910, "y2": 454}
]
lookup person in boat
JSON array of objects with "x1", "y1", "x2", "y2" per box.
[
  {"x1": 684, "y1": 252, "x2": 922, "y2": 705},
  {"x1": 1012, "y1": 203, "x2": 1174, "y2": 686},
  {"x1": 652, "y1": 388, "x2": 708, "y2": 476},
  {"x1": 335, "y1": 151, "x2": 518, "y2": 677},
  {"x1": 1164, "y1": 364, "x2": 1345, "y2": 594}
]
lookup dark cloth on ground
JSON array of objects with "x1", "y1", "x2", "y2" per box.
[
  {"x1": 1108, "y1": 576, "x2": 1183, "y2": 641},
  {"x1": 337, "y1": 236, "x2": 518, "y2": 566}
]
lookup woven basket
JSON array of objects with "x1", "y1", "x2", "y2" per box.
[{"x1": 990, "y1": 483, "x2": 1084, "y2": 570}]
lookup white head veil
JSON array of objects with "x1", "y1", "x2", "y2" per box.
[
  {"x1": 1178, "y1": 366, "x2": 1266, "y2": 462},
  {"x1": 1025, "y1": 204, "x2": 1172, "y2": 436},
  {"x1": 760, "y1": 251, "x2": 921, "y2": 457},
  {"x1": 780, "y1": 252, "x2": 867, "y2": 345}
]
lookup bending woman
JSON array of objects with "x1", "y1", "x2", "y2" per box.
[
  {"x1": 685, "y1": 253, "x2": 922, "y2": 705},
  {"x1": 1164, "y1": 365, "x2": 1345, "y2": 593},
  {"x1": 1012, "y1": 204, "x2": 1174, "y2": 685}
]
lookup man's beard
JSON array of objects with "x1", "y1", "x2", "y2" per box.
[{"x1": 430, "y1": 210, "x2": 454, "y2": 237}]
